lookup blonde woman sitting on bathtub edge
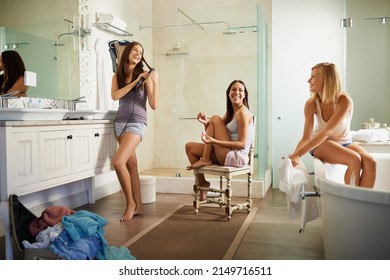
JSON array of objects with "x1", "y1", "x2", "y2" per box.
[{"x1": 288, "y1": 62, "x2": 376, "y2": 188}]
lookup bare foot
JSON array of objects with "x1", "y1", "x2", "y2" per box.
[
  {"x1": 133, "y1": 208, "x2": 144, "y2": 216},
  {"x1": 120, "y1": 205, "x2": 136, "y2": 221},
  {"x1": 199, "y1": 181, "x2": 211, "y2": 201},
  {"x1": 187, "y1": 159, "x2": 213, "y2": 170}
]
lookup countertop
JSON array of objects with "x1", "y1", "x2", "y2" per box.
[{"x1": 0, "y1": 119, "x2": 114, "y2": 127}]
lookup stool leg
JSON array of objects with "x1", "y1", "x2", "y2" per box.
[
  {"x1": 219, "y1": 176, "x2": 225, "y2": 205},
  {"x1": 193, "y1": 173, "x2": 200, "y2": 215},
  {"x1": 225, "y1": 178, "x2": 232, "y2": 221},
  {"x1": 247, "y1": 172, "x2": 253, "y2": 213}
]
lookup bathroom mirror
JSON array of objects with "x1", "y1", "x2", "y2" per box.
[
  {"x1": 0, "y1": 0, "x2": 79, "y2": 100},
  {"x1": 0, "y1": 21, "x2": 79, "y2": 100},
  {"x1": 345, "y1": 0, "x2": 390, "y2": 129}
]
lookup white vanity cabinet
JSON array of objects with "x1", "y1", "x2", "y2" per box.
[
  {"x1": 1, "y1": 121, "x2": 116, "y2": 197},
  {"x1": 0, "y1": 120, "x2": 117, "y2": 259},
  {"x1": 93, "y1": 126, "x2": 117, "y2": 171}
]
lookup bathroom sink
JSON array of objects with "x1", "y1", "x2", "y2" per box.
[
  {"x1": 63, "y1": 110, "x2": 117, "y2": 120},
  {"x1": 0, "y1": 108, "x2": 69, "y2": 121}
]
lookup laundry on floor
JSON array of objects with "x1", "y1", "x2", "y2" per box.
[{"x1": 21, "y1": 206, "x2": 135, "y2": 260}]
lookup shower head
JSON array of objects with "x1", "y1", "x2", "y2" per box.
[{"x1": 53, "y1": 42, "x2": 65, "y2": 46}]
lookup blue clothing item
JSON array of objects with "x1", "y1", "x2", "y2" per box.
[
  {"x1": 61, "y1": 210, "x2": 108, "y2": 259},
  {"x1": 49, "y1": 230, "x2": 102, "y2": 260},
  {"x1": 114, "y1": 122, "x2": 147, "y2": 139},
  {"x1": 49, "y1": 210, "x2": 137, "y2": 260},
  {"x1": 105, "y1": 245, "x2": 136, "y2": 260},
  {"x1": 62, "y1": 210, "x2": 107, "y2": 241}
]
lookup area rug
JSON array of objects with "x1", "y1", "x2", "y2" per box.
[{"x1": 124, "y1": 204, "x2": 257, "y2": 260}]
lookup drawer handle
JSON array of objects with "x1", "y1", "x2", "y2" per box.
[
  {"x1": 67, "y1": 135, "x2": 73, "y2": 140},
  {"x1": 94, "y1": 133, "x2": 100, "y2": 137}
]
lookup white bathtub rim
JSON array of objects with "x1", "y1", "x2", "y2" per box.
[{"x1": 317, "y1": 176, "x2": 390, "y2": 205}]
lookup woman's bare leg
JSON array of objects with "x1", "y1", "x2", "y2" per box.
[
  {"x1": 188, "y1": 115, "x2": 231, "y2": 169},
  {"x1": 346, "y1": 144, "x2": 376, "y2": 188},
  {"x1": 112, "y1": 133, "x2": 141, "y2": 221},
  {"x1": 313, "y1": 141, "x2": 375, "y2": 188},
  {"x1": 186, "y1": 116, "x2": 232, "y2": 199},
  {"x1": 185, "y1": 141, "x2": 211, "y2": 200},
  {"x1": 126, "y1": 153, "x2": 144, "y2": 216}
]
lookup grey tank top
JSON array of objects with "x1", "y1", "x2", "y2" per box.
[{"x1": 115, "y1": 86, "x2": 147, "y2": 125}]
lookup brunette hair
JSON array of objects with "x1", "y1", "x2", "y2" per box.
[
  {"x1": 116, "y1": 41, "x2": 152, "y2": 89},
  {"x1": 225, "y1": 80, "x2": 250, "y2": 124},
  {"x1": 1, "y1": 50, "x2": 26, "y2": 94}
]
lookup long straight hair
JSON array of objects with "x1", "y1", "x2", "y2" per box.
[
  {"x1": 116, "y1": 41, "x2": 152, "y2": 89},
  {"x1": 310, "y1": 62, "x2": 342, "y2": 104},
  {"x1": 1, "y1": 50, "x2": 26, "y2": 94},
  {"x1": 225, "y1": 80, "x2": 250, "y2": 125}
]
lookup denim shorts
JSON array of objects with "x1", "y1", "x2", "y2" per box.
[
  {"x1": 309, "y1": 142, "x2": 352, "y2": 156},
  {"x1": 114, "y1": 122, "x2": 147, "y2": 139}
]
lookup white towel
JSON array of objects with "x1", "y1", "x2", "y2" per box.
[
  {"x1": 278, "y1": 157, "x2": 319, "y2": 233},
  {"x1": 95, "y1": 13, "x2": 127, "y2": 31},
  {"x1": 351, "y1": 129, "x2": 389, "y2": 143},
  {"x1": 95, "y1": 39, "x2": 118, "y2": 111}
]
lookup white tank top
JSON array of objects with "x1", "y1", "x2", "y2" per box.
[
  {"x1": 226, "y1": 108, "x2": 255, "y2": 155},
  {"x1": 312, "y1": 99, "x2": 352, "y2": 144}
]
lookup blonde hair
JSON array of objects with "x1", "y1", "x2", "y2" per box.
[{"x1": 310, "y1": 62, "x2": 342, "y2": 104}]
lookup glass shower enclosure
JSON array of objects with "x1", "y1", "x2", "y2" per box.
[{"x1": 146, "y1": 4, "x2": 268, "y2": 183}]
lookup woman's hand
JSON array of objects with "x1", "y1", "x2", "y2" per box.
[
  {"x1": 202, "y1": 133, "x2": 215, "y2": 144},
  {"x1": 137, "y1": 71, "x2": 150, "y2": 85},
  {"x1": 288, "y1": 153, "x2": 300, "y2": 167},
  {"x1": 197, "y1": 112, "x2": 208, "y2": 125}
]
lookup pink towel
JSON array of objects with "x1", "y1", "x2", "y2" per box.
[{"x1": 29, "y1": 206, "x2": 76, "y2": 237}]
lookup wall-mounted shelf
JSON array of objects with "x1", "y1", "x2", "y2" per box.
[
  {"x1": 93, "y1": 22, "x2": 133, "y2": 36},
  {"x1": 166, "y1": 51, "x2": 189, "y2": 56}
]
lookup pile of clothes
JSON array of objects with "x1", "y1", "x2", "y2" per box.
[{"x1": 22, "y1": 206, "x2": 135, "y2": 260}]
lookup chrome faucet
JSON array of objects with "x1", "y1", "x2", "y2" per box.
[
  {"x1": 69, "y1": 96, "x2": 86, "y2": 110},
  {"x1": 0, "y1": 90, "x2": 21, "y2": 108}
]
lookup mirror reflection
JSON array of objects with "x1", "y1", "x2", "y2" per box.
[{"x1": 1, "y1": 20, "x2": 79, "y2": 99}]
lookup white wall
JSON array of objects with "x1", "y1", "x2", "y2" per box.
[
  {"x1": 271, "y1": 0, "x2": 346, "y2": 185},
  {"x1": 0, "y1": 0, "x2": 78, "y2": 25}
]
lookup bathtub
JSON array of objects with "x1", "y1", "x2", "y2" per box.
[{"x1": 313, "y1": 153, "x2": 390, "y2": 259}]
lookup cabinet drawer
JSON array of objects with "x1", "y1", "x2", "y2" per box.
[
  {"x1": 94, "y1": 127, "x2": 117, "y2": 170},
  {"x1": 9, "y1": 132, "x2": 39, "y2": 187},
  {"x1": 72, "y1": 129, "x2": 94, "y2": 173},
  {"x1": 39, "y1": 130, "x2": 72, "y2": 181}
]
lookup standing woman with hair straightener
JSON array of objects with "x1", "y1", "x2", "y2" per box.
[{"x1": 111, "y1": 41, "x2": 159, "y2": 221}]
